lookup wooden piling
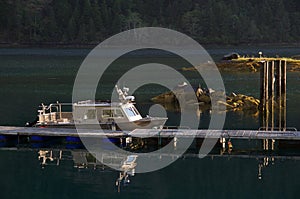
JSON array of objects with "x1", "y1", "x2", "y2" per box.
[
  {"x1": 260, "y1": 62, "x2": 266, "y2": 128},
  {"x1": 260, "y1": 62, "x2": 265, "y2": 108},
  {"x1": 282, "y1": 60, "x2": 287, "y2": 101},
  {"x1": 276, "y1": 60, "x2": 282, "y2": 130},
  {"x1": 264, "y1": 61, "x2": 269, "y2": 130},
  {"x1": 270, "y1": 61, "x2": 275, "y2": 131},
  {"x1": 282, "y1": 60, "x2": 287, "y2": 130},
  {"x1": 260, "y1": 59, "x2": 287, "y2": 147},
  {"x1": 264, "y1": 61, "x2": 269, "y2": 104},
  {"x1": 276, "y1": 60, "x2": 282, "y2": 102}
]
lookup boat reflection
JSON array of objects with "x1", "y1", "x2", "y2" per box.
[
  {"x1": 35, "y1": 147, "x2": 300, "y2": 186},
  {"x1": 258, "y1": 157, "x2": 275, "y2": 180},
  {"x1": 37, "y1": 149, "x2": 137, "y2": 192},
  {"x1": 38, "y1": 150, "x2": 61, "y2": 167}
]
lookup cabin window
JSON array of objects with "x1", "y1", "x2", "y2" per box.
[
  {"x1": 102, "y1": 108, "x2": 124, "y2": 118},
  {"x1": 124, "y1": 107, "x2": 137, "y2": 117},
  {"x1": 114, "y1": 109, "x2": 124, "y2": 117},
  {"x1": 132, "y1": 106, "x2": 140, "y2": 115},
  {"x1": 102, "y1": 109, "x2": 113, "y2": 118},
  {"x1": 85, "y1": 109, "x2": 96, "y2": 119}
]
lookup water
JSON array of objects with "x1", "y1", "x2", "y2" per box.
[
  {"x1": 0, "y1": 148, "x2": 300, "y2": 199},
  {"x1": 0, "y1": 47, "x2": 299, "y2": 198}
]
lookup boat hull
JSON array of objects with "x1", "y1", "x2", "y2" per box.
[{"x1": 35, "y1": 117, "x2": 167, "y2": 131}]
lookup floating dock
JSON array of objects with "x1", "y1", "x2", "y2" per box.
[
  {"x1": 0, "y1": 126, "x2": 299, "y2": 140},
  {"x1": 129, "y1": 128, "x2": 300, "y2": 140},
  {"x1": 0, "y1": 126, "x2": 125, "y2": 138}
]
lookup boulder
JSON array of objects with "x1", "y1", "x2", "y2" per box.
[
  {"x1": 226, "y1": 93, "x2": 260, "y2": 111},
  {"x1": 151, "y1": 87, "x2": 260, "y2": 112}
]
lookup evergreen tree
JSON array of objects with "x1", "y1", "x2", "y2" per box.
[
  {"x1": 41, "y1": 6, "x2": 58, "y2": 42},
  {"x1": 67, "y1": 16, "x2": 77, "y2": 42},
  {"x1": 77, "y1": 24, "x2": 87, "y2": 43},
  {"x1": 181, "y1": 8, "x2": 202, "y2": 39},
  {"x1": 0, "y1": 0, "x2": 299, "y2": 44},
  {"x1": 88, "y1": 18, "x2": 96, "y2": 41}
]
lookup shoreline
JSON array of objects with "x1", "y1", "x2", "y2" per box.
[
  {"x1": 181, "y1": 57, "x2": 300, "y2": 73},
  {"x1": 0, "y1": 42, "x2": 98, "y2": 49},
  {"x1": 1, "y1": 42, "x2": 299, "y2": 72},
  {"x1": 1, "y1": 42, "x2": 300, "y2": 49}
]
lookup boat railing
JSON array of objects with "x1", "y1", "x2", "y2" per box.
[
  {"x1": 258, "y1": 127, "x2": 298, "y2": 131},
  {"x1": 38, "y1": 102, "x2": 73, "y2": 124},
  {"x1": 38, "y1": 112, "x2": 73, "y2": 124},
  {"x1": 77, "y1": 100, "x2": 94, "y2": 105},
  {"x1": 163, "y1": 126, "x2": 191, "y2": 130}
]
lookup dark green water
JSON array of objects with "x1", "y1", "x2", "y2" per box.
[
  {"x1": 0, "y1": 47, "x2": 299, "y2": 198},
  {"x1": 1, "y1": 149, "x2": 300, "y2": 199}
]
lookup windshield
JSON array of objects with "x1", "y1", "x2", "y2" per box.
[{"x1": 124, "y1": 107, "x2": 136, "y2": 117}]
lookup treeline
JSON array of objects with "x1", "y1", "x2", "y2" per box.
[{"x1": 0, "y1": 0, "x2": 299, "y2": 45}]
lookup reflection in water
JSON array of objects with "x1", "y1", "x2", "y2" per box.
[
  {"x1": 258, "y1": 157, "x2": 275, "y2": 180},
  {"x1": 1, "y1": 142, "x2": 300, "y2": 198},
  {"x1": 156, "y1": 100, "x2": 260, "y2": 130},
  {"x1": 38, "y1": 150, "x2": 61, "y2": 167},
  {"x1": 162, "y1": 101, "x2": 260, "y2": 118},
  {"x1": 33, "y1": 145, "x2": 300, "y2": 193},
  {"x1": 37, "y1": 149, "x2": 138, "y2": 192}
]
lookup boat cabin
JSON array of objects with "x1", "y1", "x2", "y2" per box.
[{"x1": 33, "y1": 86, "x2": 167, "y2": 130}]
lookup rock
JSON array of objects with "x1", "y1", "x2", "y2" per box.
[
  {"x1": 151, "y1": 91, "x2": 175, "y2": 103},
  {"x1": 291, "y1": 55, "x2": 300, "y2": 60},
  {"x1": 222, "y1": 52, "x2": 240, "y2": 60},
  {"x1": 198, "y1": 94, "x2": 211, "y2": 104},
  {"x1": 226, "y1": 94, "x2": 260, "y2": 111},
  {"x1": 151, "y1": 85, "x2": 260, "y2": 112}
]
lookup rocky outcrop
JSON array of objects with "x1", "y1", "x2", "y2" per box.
[
  {"x1": 152, "y1": 87, "x2": 260, "y2": 112},
  {"x1": 217, "y1": 61, "x2": 261, "y2": 72},
  {"x1": 223, "y1": 93, "x2": 260, "y2": 111},
  {"x1": 152, "y1": 91, "x2": 177, "y2": 103},
  {"x1": 181, "y1": 57, "x2": 300, "y2": 72}
]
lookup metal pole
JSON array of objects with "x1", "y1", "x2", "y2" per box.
[{"x1": 59, "y1": 103, "x2": 62, "y2": 119}]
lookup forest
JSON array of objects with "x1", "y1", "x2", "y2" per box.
[{"x1": 0, "y1": 0, "x2": 299, "y2": 45}]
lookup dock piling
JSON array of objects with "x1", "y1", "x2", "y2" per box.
[
  {"x1": 260, "y1": 59, "x2": 287, "y2": 150},
  {"x1": 270, "y1": 61, "x2": 275, "y2": 131},
  {"x1": 260, "y1": 59, "x2": 287, "y2": 131},
  {"x1": 282, "y1": 60, "x2": 287, "y2": 131}
]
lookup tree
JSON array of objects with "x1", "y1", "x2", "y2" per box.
[
  {"x1": 247, "y1": 20, "x2": 261, "y2": 42},
  {"x1": 67, "y1": 16, "x2": 77, "y2": 41},
  {"x1": 88, "y1": 18, "x2": 96, "y2": 41},
  {"x1": 41, "y1": 6, "x2": 58, "y2": 42},
  {"x1": 125, "y1": 12, "x2": 143, "y2": 30},
  {"x1": 181, "y1": 8, "x2": 202, "y2": 39},
  {"x1": 91, "y1": 0, "x2": 103, "y2": 32},
  {"x1": 77, "y1": 24, "x2": 87, "y2": 43},
  {"x1": 0, "y1": 0, "x2": 299, "y2": 44}
]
